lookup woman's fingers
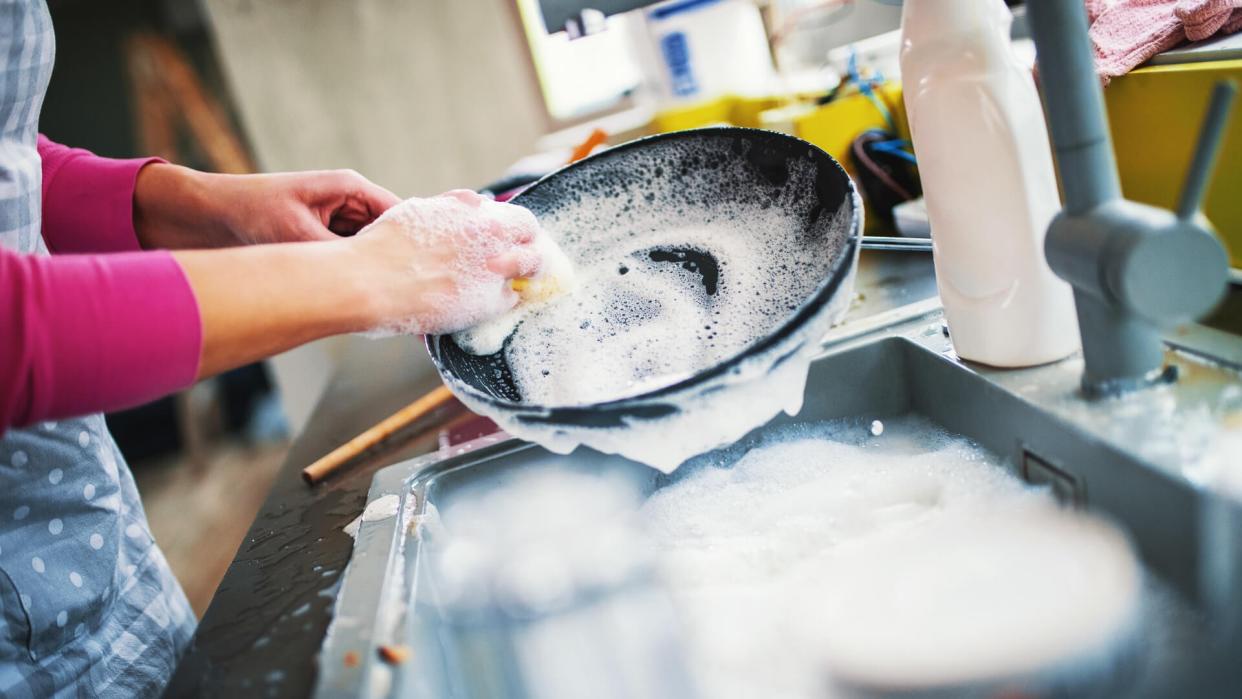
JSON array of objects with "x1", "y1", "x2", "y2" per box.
[
  {"x1": 487, "y1": 246, "x2": 543, "y2": 279},
  {"x1": 509, "y1": 220, "x2": 536, "y2": 245},
  {"x1": 329, "y1": 171, "x2": 401, "y2": 232},
  {"x1": 351, "y1": 174, "x2": 402, "y2": 216},
  {"x1": 325, "y1": 198, "x2": 385, "y2": 236},
  {"x1": 440, "y1": 189, "x2": 487, "y2": 208},
  {"x1": 317, "y1": 169, "x2": 401, "y2": 214}
]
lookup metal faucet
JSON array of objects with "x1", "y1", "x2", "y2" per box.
[{"x1": 1027, "y1": 0, "x2": 1234, "y2": 396}]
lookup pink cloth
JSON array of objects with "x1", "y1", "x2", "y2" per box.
[
  {"x1": 1178, "y1": 0, "x2": 1239, "y2": 39},
  {"x1": 1089, "y1": 0, "x2": 1242, "y2": 83},
  {"x1": 0, "y1": 138, "x2": 202, "y2": 430}
]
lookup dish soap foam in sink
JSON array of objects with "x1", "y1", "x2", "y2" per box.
[{"x1": 900, "y1": 0, "x2": 1080, "y2": 367}]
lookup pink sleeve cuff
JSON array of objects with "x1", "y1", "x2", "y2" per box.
[
  {"x1": 0, "y1": 248, "x2": 202, "y2": 428},
  {"x1": 38, "y1": 135, "x2": 164, "y2": 254}
]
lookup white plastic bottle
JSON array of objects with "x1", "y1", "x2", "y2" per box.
[{"x1": 899, "y1": 0, "x2": 1080, "y2": 367}]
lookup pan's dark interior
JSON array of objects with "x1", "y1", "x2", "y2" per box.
[{"x1": 427, "y1": 128, "x2": 858, "y2": 411}]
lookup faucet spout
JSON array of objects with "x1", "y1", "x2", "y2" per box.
[{"x1": 1026, "y1": 0, "x2": 1123, "y2": 215}]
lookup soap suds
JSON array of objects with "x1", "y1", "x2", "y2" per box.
[
  {"x1": 460, "y1": 215, "x2": 844, "y2": 407},
  {"x1": 343, "y1": 517, "x2": 360, "y2": 540},
  {"x1": 362, "y1": 494, "x2": 400, "y2": 522},
  {"x1": 427, "y1": 469, "x2": 647, "y2": 612},
  {"x1": 343, "y1": 493, "x2": 402, "y2": 540},
  {"x1": 446, "y1": 138, "x2": 861, "y2": 472},
  {"x1": 643, "y1": 417, "x2": 1142, "y2": 696},
  {"x1": 423, "y1": 417, "x2": 1155, "y2": 697}
]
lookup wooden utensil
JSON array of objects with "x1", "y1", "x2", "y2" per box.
[{"x1": 302, "y1": 384, "x2": 457, "y2": 485}]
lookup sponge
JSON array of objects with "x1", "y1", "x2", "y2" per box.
[{"x1": 455, "y1": 231, "x2": 577, "y2": 355}]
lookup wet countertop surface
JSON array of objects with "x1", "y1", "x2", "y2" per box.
[{"x1": 164, "y1": 250, "x2": 938, "y2": 698}]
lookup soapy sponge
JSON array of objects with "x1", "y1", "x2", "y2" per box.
[
  {"x1": 510, "y1": 233, "x2": 576, "y2": 303},
  {"x1": 455, "y1": 230, "x2": 577, "y2": 355}
]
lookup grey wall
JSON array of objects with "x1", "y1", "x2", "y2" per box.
[{"x1": 202, "y1": 0, "x2": 548, "y2": 197}]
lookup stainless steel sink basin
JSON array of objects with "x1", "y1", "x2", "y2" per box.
[{"x1": 315, "y1": 302, "x2": 1242, "y2": 699}]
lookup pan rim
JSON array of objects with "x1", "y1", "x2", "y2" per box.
[{"x1": 425, "y1": 126, "x2": 862, "y2": 418}]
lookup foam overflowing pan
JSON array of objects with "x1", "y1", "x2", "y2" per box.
[{"x1": 427, "y1": 128, "x2": 862, "y2": 472}]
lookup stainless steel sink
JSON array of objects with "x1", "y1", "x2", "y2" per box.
[{"x1": 315, "y1": 301, "x2": 1242, "y2": 698}]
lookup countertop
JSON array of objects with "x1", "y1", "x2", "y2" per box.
[{"x1": 164, "y1": 249, "x2": 938, "y2": 698}]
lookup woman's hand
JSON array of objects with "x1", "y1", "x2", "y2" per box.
[
  {"x1": 173, "y1": 189, "x2": 546, "y2": 378},
  {"x1": 134, "y1": 164, "x2": 401, "y2": 249},
  {"x1": 345, "y1": 189, "x2": 544, "y2": 336}
]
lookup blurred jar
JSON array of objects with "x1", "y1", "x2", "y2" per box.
[{"x1": 632, "y1": 0, "x2": 776, "y2": 104}]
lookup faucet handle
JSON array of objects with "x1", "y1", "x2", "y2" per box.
[
  {"x1": 1107, "y1": 82, "x2": 1234, "y2": 327},
  {"x1": 1177, "y1": 80, "x2": 1238, "y2": 222}
]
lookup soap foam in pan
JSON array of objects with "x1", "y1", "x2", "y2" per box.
[{"x1": 451, "y1": 141, "x2": 860, "y2": 472}]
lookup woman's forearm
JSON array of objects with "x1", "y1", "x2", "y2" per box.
[
  {"x1": 134, "y1": 164, "x2": 237, "y2": 249},
  {"x1": 173, "y1": 240, "x2": 378, "y2": 379}
]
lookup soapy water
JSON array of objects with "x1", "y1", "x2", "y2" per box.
[
  {"x1": 453, "y1": 159, "x2": 851, "y2": 405},
  {"x1": 645, "y1": 417, "x2": 1144, "y2": 696},
  {"x1": 456, "y1": 214, "x2": 847, "y2": 408},
  {"x1": 446, "y1": 142, "x2": 860, "y2": 472},
  {"x1": 1005, "y1": 351, "x2": 1242, "y2": 501},
  {"x1": 425, "y1": 468, "x2": 651, "y2": 614},
  {"x1": 419, "y1": 417, "x2": 1192, "y2": 698}
]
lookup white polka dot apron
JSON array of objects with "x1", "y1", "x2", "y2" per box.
[{"x1": 0, "y1": 2, "x2": 195, "y2": 696}]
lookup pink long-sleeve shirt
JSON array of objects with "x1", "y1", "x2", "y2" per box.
[{"x1": 0, "y1": 137, "x2": 202, "y2": 430}]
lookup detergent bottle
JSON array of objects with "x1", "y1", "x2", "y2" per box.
[{"x1": 900, "y1": 0, "x2": 1080, "y2": 366}]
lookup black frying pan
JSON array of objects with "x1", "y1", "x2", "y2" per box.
[{"x1": 426, "y1": 127, "x2": 861, "y2": 429}]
